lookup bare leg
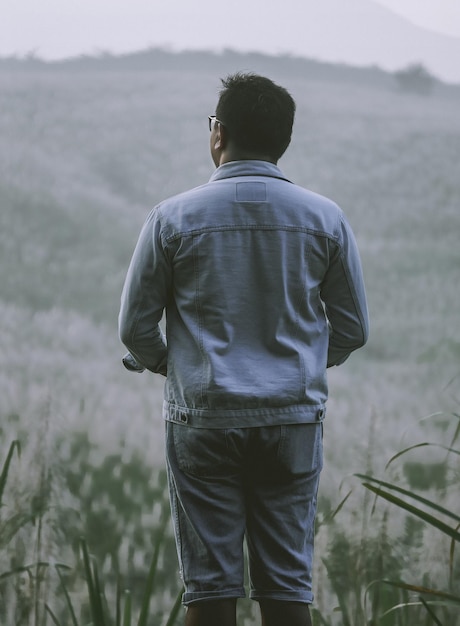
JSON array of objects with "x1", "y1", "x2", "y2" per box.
[
  {"x1": 259, "y1": 600, "x2": 312, "y2": 626},
  {"x1": 185, "y1": 599, "x2": 237, "y2": 626}
]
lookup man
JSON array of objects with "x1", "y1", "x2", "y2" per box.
[{"x1": 119, "y1": 73, "x2": 369, "y2": 626}]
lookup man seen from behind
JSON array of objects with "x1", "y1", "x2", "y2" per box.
[{"x1": 119, "y1": 72, "x2": 369, "y2": 626}]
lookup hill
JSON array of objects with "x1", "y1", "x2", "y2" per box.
[{"x1": 3, "y1": 0, "x2": 460, "y2": 83}]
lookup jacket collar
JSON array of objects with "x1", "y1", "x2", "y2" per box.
[{"x1": 209, "y1": 160, "x2": 292, "y2": 184}]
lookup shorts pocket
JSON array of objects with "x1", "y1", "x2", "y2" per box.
[
  {"x1": 277, "y1": 422, "x2": 323, "y2": 477},
  {"x1": 171, "y1": 423, "x2": 232, "y2": 478}
]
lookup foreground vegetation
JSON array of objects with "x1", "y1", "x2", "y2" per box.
[
  {"x1": 0, "y1": 435, "x2": 183, "y2": 625},
  {"x1": 1, "y1": 401, "x2": 458, "y2": 624}
]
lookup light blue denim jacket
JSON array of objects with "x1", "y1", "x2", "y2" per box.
[{"x1": 119, "y1": 160, "x2": 369, "y2": 428}]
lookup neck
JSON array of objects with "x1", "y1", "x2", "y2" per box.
[{"x1": 219, "y1": 148, "x2": 277, "y2": 166}]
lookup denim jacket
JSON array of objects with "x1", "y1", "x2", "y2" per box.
[{"x1": 119, "y1": 160, "x2": 369, "y2": 428}]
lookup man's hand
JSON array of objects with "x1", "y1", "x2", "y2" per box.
[{"x1": 122, "y1": 353, "x2": 146, "y2": 373}]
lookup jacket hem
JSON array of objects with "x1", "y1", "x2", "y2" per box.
[{"x1": 163, "y1": 401, "x2": 326, "y2": 428}]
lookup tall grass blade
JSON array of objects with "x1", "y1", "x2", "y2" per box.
[
  {"x1": 355, "y1": 474, "x2": 460, "y2": 524},
  {"x1": 0, "y1": 561, "x2": 69, "y2": 581},
  {"x1": 164, "y1": 587, "x2": 183, "y2": 626},
  {"x1": 45, "y1": 603, "x2": 62, "y2": 626},
  {"x1": 384, "y1": 443, "x2": 460, "y2": 470},
  {"x1": 123, "y1": 591, "x2": 132, "y2": 626},
  {"x1": 419, "y1": 596, "x2": 443, "y2": 625},
  {"x1": 116, "y1": 576, "x2": 122, "y2": 626},
  {"x1": 0, "y1": 512, "x2": 34, "y2": 549},
  {"x1": 318, "y1": 490, "x2": 353, "y2": 528},
  {"x1": 80, "y1": 537, "x2": 107, "y2": 626},
  {"x1": 309, "y1": 607, "x2": 331, "y2": 626},
  {"x1": 56, "y1": 564, "x2": 79, "y2": 626},
  {"x1": 450, "y1": 413, "x2": 460, "y2": 450},
  {"x1": 81, "y1": 538, "x2": 97, "y2": 607},
  {"x1": 380, "y1": 600, "x2": 459, "y2": 619},
  {"x1": 382, "y1": 580, "x2": 460, "y2": 604},
  {"x1": 321, "y1": 557, "x2": 352, "y2": 626},
  {"x1": 0, "y1": 440, "x2": 21, "y2": 505},
  {"x1": 449, "y1": 523, "x2": 460, "y2": 587},
  {"x1": 92, "y1": 557, "x2": 108, "y2": 620},
  {"x1": 360, "y1": 481, "x2": 460, "y2": 542},
  {"x1": 0, "y1": 564, "x2": 31, "y2": 582},
  {"x1": 137, "y1": 513, "x2": 169, "y2": 626}
]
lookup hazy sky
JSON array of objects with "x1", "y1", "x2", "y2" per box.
[
  {"x1": 378, "y1": 0, "x2": 460, "y2": 36},
  {"x1": 2, "y1": 0, "x2": 460, "y2": 79}
]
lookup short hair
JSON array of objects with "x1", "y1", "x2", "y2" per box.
[{"x1": 215, "y1": 72, "x2": 296, "y2": 161}]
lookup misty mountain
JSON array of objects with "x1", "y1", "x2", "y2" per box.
[
  {"x1": 47, "y1": 0, "x2": 458, "y2": 84},
  {"x1": 268, "y1": 0, "x2": 460, "y2": 84},
  {"x1": 3, "y1": 0, "x2": 460, "y2": 83},
  {"x1": 216, "y1": 0, "x2": 460, "y2": 84}
]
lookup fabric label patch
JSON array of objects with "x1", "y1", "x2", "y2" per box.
[{"x1": 236, "y1": 182, "x2": 267, "y2": 202}]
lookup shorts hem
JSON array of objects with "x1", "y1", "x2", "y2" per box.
[
  {"x1": 250, "y1": 589, "x2": 313, "y2": 603},
  {"x1": 183, "y1": 588, "x2": 246, "y2": 605}
]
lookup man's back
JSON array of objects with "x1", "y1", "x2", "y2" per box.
[{"x1": 120, "y1": 159, "x2": 368, "y2": 426}]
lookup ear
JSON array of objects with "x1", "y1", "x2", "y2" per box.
[{"x1": 214, "y1": 122, "x2": 227, "y2": 150}]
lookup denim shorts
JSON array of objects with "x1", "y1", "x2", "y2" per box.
[{"x1": 165, "y1": 419, "x2": 323, "y2": 606}]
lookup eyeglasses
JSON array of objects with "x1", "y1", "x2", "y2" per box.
[{"x1": 208, "y1": 115, "x2": 223, "y2": 131}]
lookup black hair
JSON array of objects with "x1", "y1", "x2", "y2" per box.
[{"x1": 215, "y1": 72, "x2": 296, "y2": 161}]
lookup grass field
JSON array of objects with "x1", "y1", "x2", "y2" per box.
[{"x1": 1, "y1": 49, "x2": 459, "y2": 624}]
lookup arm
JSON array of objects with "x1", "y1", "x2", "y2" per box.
[
  {"x1": 118, "y1": 208, "x2": 170, "y2": 375},
  {"x1": 320, "y1": 213, "x2": 369, "y2": 367}
]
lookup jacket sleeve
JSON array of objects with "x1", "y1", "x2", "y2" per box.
[
  {"x1": 118, "y1": 207, "x2": 170, "y2": 375},
  {"x1": 320, "y1": 212, "x2": 369, "y2": 367}
]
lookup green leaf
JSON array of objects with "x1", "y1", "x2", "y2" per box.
[
  {"x1": 122, "y1": 591, "x2": 132, "y2": 626},
  {"x1": 321, "y1": 557, "x2": 352, "y2": 626},
  {"x1": 137, "y1": 512, "x2": 169, "y2": 626},
  {"x1": 80, "y1": 538, "x2": 108, "y2": 626},
  {"x1": 318, "y1": 490, "x2": 353, "y2": 528},
  {"x1": 449, "y1": 523, "x2": 460, "y2": 586},
  {"x1": 419, "y1": 596, "x2": 443, "y2": 625},
  {"x1": 384, "y1": 443, "x2": 460, "y2": 470},
  {"x1": 309, "y1": 607, "x2": 331, "y2": 626},
  {"x1": 56, "y1": 564, "x2": 79, "y2": 626},
  {"x1": 361, "y1": 482, "x2": 460, "y2": 541},
  {"x1": 0, "y1": 560, "x2": 69, "y2": 582},
  {"x1": 0, "y1": 512, "x2": 34, "y2": 549},
  {"x1": 382, "y1": 580, "x2": 460, "y2": 604},
  {"x1": 45, "y1": 603, "x2": 62, "y2": 626},
  {"x1": 0, "y1": 440, "x2": 21, "y2": 506},
  {"x1": 450, "y1": 414, "x2": 460, "y2": 450},
  {"x1": 355, "y1": 474, "x2": 460, "y2": 524},
  {"x1": 164, "y1": 588, "x2": 184, "y2": 626},
  {"x1": 380, "y1": 600, "x2": 460, "y2": 619},
  {"x1": 116, "y1": 577, "x2": 122, "y2": 626}
]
